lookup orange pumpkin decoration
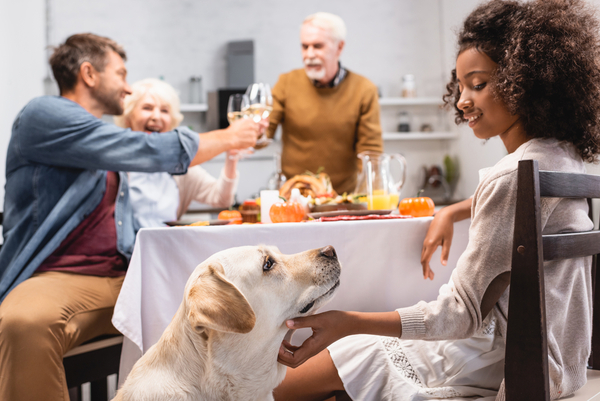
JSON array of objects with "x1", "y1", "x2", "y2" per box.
[
  {"x1": 269, "y1": 202, "x2": 306, "y2": 223},
  {"x1": 398, "y1": 196, "x2": 435, "y2": 217},
  {"x1": 217, "y1": 210, "x2": 243, "y2": 224}
]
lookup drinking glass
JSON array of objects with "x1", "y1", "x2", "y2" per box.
[
  {"x1": 244, "y1": 83, "x2": 273, "y2": 149},
  {"x1": 227, "y1": 94, "x2": 252, "y2": 160},
  {"x1": 227, "y1": 94, "x2": 249, "y2": 124}
]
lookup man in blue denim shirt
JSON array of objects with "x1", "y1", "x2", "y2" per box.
[{"x1": 0, "y1": 33, "x2": 261, "y2": 400}]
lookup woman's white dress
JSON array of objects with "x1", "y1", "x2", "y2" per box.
[{"x1": 329, "y1": 283, "x2": 504, "y2": 401}]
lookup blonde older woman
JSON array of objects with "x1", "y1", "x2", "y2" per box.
[{"x1": 115, "y1": 78, "x2": 238, "y2": 228}]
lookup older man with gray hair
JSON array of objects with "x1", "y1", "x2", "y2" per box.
[{"x1": 266, "y1": 12, "x2": 383, "y2": 194}]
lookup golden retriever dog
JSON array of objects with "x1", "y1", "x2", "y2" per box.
[{"x1": 113, "y1": 245, "x2": 341, "y2": 401}]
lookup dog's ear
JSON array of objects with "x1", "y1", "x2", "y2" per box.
[{"x1": 186, "y1": 261, "x2": 256, "y2": 334}]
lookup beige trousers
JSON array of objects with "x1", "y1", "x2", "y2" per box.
[{"x1": 0, "y1": 271, "x2": 125, "y2": 401}]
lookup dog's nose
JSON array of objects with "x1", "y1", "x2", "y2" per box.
[{"x1": 320, "y1": 245, "x2": 337, "y2": 259}]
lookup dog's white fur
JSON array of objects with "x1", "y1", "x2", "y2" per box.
[{"x1": 113, "y1": 245, "x2": 341, "y2": 401}]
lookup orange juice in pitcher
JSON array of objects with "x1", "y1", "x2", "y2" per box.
[
  {"x1": 370, "y1": 191, "x2": 400, "y2": 210},
  {"x1": 355, "y1": 152, "x2": 407, "y2": 210}
]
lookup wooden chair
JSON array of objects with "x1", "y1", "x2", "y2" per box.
[
  {"x1": 63, "y1": 334, "x2": 123, "y2": 401},
  {"x1": 505, "y1": 159, "x2": 600, "y2": 400}
]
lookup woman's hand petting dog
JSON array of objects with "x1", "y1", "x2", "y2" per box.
[
  {"x1": 277, "y1": 310, "x2": 402, "y2": 368},
  {"x1": 277, "y1": 310, "x2": 349, "y2": 368}
]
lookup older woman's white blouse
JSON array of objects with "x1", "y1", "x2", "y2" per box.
[{"x1": 129, "y1": 166, "x2": 238, "y2": 228}]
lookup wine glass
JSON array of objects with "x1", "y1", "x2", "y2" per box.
[
  {"x1": 227, "y1": 93, "x2": 249, "y2": 124},
  {"x1": 244, "y1": 83, "x2": 273, "y2": 150},
  {"x1": 227, "y1": 94, "x2": 252, "y2": 160}
]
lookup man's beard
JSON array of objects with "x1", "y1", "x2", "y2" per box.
[
  {"x1": 93, "y1": 82, "x2": 123, "y2": 115},
  {"x1": 304, "y1": 58, "x2": 326, "y2": 81}
]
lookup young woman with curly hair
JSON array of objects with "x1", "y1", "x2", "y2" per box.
[{"x1": 273, "y1": 1, "x2": 600, "y2": 400}]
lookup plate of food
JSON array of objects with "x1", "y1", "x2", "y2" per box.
[
  {"x1": 310, "y1": 202, "x2": 368, "y2": 213},
  {"x1": 308, "y1": 209, "x2": 394, "y2": 219},
  {"x1": 278, "y1": 170, "x2": 368, "y2": 213},
  {"x1": 164, "y1": 219, "x2": 231, "y2": 227}
]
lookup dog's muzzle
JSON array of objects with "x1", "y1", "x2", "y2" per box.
[{"x1": 299, "y1": 246, "x2": 341, "y2": 313}]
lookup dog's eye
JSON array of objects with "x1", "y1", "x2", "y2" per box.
[{"x1": 263, "y1": 256, "x2": 275, "y2": 272}]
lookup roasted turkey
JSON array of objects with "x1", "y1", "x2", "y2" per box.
[{"x1": 279, "y1": 172, "x2": 336, "y2": 200}]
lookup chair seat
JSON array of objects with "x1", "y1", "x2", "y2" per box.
[
  {"x1": 64, "y1": 334, "x2": 123, "y2": 357},
  {"x1": 63, "y1": 334, "x2": 123, "y2": 401},
  {"x1": 571, "y1": 369, "x2": 600, "y2": 401}
]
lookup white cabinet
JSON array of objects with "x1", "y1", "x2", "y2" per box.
[
  {"x1": 378, "y1": 97, "x2": 457, "y2": 203},
  {"x1": 179, "y1": 103, "x2": 208, "y2": 132},
  {"x1": 382, "y1": 132, "x2": 456, "y2": 140},
  {"x1": 179, "y1": 103, "x2": 208, "y2": 112},
  {"x1": 378, "y1": 97, "x2": 456, "y2": 141},
  {"x1": 379, "y1": 97, "x2": 442, "y2": 106}
]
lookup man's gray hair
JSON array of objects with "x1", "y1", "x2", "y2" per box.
[{"x1": 303, "y1": 12, "x2": 347, "y2": 42}]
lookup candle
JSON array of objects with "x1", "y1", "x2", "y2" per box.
[{"x1": 260, "y1": 190, "x2": 280, "y2": 224}]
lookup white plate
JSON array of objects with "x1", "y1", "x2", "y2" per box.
[{"x1": 308, "y1": 209, "x2": 394, "y2": 219}]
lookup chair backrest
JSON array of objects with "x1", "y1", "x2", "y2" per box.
[{"x1": 505, "y1": 159, "x2": 600, "y2": 400}]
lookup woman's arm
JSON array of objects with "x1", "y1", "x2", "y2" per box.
[
  {"x1": 223, "y1": 151, "x2": 238, "y2": 180},
  {"x1": 174, "y1": 166, "x2": 238, "y2": 218},
  {"x1": 420, "y1": 198, "x2": 472, "y2": 280},
  {"x1": 277, "y1": 310, "x2": 401, "y2": 368}
]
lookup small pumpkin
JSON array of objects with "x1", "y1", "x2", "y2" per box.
[
  {"x1": 269, "y1": 201, "x2": 306, "y2": 223},
  {"x1": 217, "y1": 210, "x2": 243, "y2": 224},
  {"x1": 398, "y1": 195, "x2": 435, "y2": 217}
]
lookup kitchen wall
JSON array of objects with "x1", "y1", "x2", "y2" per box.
[
  {"x1": 3, "y1": 0, "x2": 600, "y2": 210},
  {"x1": 0, "y1": 0, "x2": 46, "y2": 211},
  {"x1": 48, "y1": 0, "x2": 446, "y2": 101}
]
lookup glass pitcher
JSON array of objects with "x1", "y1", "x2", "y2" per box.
[{"x1": 355, "y1": 151, "x2": 407, "y2": 210}]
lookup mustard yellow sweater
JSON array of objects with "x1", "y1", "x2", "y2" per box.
[{"x1": 267, "y1": 68, "x2": 383, "y2": 194}]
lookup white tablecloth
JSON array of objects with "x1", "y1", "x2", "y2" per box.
[{"x1": 113, "y1": 217, "x2": 470, "y2": 381}]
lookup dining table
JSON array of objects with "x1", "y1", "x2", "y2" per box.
[{"x1": 112, "y1": 216, "x2": 471, "y2": 383}]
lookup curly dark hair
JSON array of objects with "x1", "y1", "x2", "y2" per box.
[{"x1": 444, "y1": 0, "x2": 600, "y2": 162}]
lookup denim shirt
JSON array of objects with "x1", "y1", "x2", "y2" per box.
[{"x1": 0, "y1": 96, "x2": 199, "y2": 301}]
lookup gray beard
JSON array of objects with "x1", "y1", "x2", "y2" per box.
[{"x1": 305, "y1": 67, "x2": 326, "y2": 81}]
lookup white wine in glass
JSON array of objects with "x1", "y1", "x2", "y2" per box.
[
  {"x1": 227, "y1": 94, "x2": 249, "y2": 125},
  {"x1": 244, "y1": 83, "x2": 273, "y2": 150},
  {"x1": 244, "y1": 104, "x2": 273, "y2": 123},
  {"x1": 226, "y1": 93, "x2": 253, "y2": 160},
  {"x1": 227, "y1": 111, "x2": 246, "y2": 124}
]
